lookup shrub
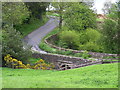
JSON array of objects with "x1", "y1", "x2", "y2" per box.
[
  {"x1": 59, "y1": 30, "x2": 79, "y2": 49},
  {"x1": 85, "y1": 28, "x2": 101, "y2": 42},
  {"x1": 34, "y1": 59, "x2": 54, "y2": 70},
  {"x1": 62, "y1": 51, "x2": 73, "y2": 55},
  {"x1": 73, "y1": 53, "x2": 83, "y2": 57},
  {"x1": 81, "y1": 50, "x2": 91, "y2": 59},
  {"x1": 79, "y1": 42, "x2": 102, "y2": 52},
  {"x1": 4, "y1": 54, "x2": 28, "y2": 69},
  {"x1": 79, "y1": 28, "x2": 101, "y2": 44},
  {"x1": 79, "y1": 28, "x2": 102, "y2": 52},
  {"x1": 4, "y1": 54, "x2": 55, "y2": 70}
]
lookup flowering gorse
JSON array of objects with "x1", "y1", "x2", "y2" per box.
[
  {"x1": 4, "y1": 54, "x2": 55, "y2": 70},
  {"x1": 34, "y1": 59, "x2": 54, "y2": 70}
]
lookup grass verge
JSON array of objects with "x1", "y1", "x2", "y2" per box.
[
  {"x1": 16, "y1": 17, "x2": 49, "y2": 37},
  {"x1": 46, "y1": 12, "x2": 60, "y2": 17},
  {"x1": 2, "y1": 63, "x2": 118, "y2": 88},
  {"x1": 96, "y1": 18, "x2": 104, "y2": 22}
]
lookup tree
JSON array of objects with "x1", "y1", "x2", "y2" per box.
[
  {"x1": 63, "y1": 3, "x2": 96, "y2": 31},
  {"x1": 101, "y1": 19, "x2": 118, "y2": 53},
  {"x1": 2, "y1": 2, "x2": 32, "y2": 66},
  {"x1": 52, "y1": 2, "x2": 72, "y2": 30},
  {"x1": 107, "y1": 3, "x2": 119, "y2": 21},
  {"x1": 2, "y1": 2, "x2": 30, "y2": 26},
  {"x1": 25, "y1": 2, "x2": 49, "y2": 19},
  {"x1": 101, "y1": 2, "x2": 119, "y2": 54},
  {"x1": 102, "y1": 1, "x2": 112, "y2": 14},
  {"x1": 2, "y1": 26, "x2": 32, "y2": 66}
]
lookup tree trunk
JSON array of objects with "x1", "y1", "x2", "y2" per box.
[{"x1": 59, "y1": 15, "x2": 62, "y2": 30}]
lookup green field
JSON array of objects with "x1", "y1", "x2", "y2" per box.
[{"x1": 2, "y1": 63, "x2": 118, "y2": 88}]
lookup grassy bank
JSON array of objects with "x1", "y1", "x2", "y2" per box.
[
  {"x1": 39, "y1": 28, "x2": 119, "y2": 60},
  {"x1": 2, "y1": 63, "x2": 118, "y2": 88},
  {"x1": 39, "y1": 27, "x2": 90, "y2": 58}
]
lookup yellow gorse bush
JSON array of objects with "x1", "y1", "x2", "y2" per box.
[
  {"x1": 33, "y1": 59, "x2": 55, "y2": 70},
  {"x1": 4, "y1": 54, "x2": 55, "y2": 70},
  {"x1": 4, "y1": 54, "x2": 27, "y2": 69}
]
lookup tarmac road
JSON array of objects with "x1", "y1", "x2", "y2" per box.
[{"x1": 23, "y1": 18, "x2": 59, "y2": 53}]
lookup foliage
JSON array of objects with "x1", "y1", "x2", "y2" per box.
[
  {"x1": 4, "y1": 54, "x2": 55, "y2": 70},
  {"x1": 80, "y1": 28, "x2": 101, "y2": 43},
  {"x1": 34, "y1": 59, "x2": 54, "y2": 70},
  {"x1": 102, "y1": 1, "x2": 112, "y2": 14},
  {"x1": 52, "y1": 2, "x2": 72, "y2": 29},
  {"x1": 39, "y1": 27, "x2": 97, "y2": 57},
  {"x1": 2, "y1": 2, "x2": 30, "y2": 25},
  {"x1": 25, "y1": 2, "x2": 49, "y2": 19},
  {"x1": 81, "y1": 50, "x2": 91, "y2": 59},
  {"x1": 2, "y1": 27, "x2": 32, "y2": 64},
  {"x1": 79, "y1": 42, "x2": 102, "y2": 52},
  {"x1": 107, "y1": 3, "x2": 119, "y2": 21},
  {"x1": 73, "y1": 53, "x2": 82, "y2": 57},
  {"x1": 78, "y1": 28, "x2": 102, "y2": 52},
  {"x1": 59, "y1": 30, "x2": 79, "y2": 49},
  {"x1": 63, "y1": 3, "x2": 96, "y2": 31},
  {"x1": 101, "y1": 19, "x2": 119, "y2": 54},
  {"x1": 100, "y1": 2, "x2": 119, "y2": 54},
  {"x1": 4, "y1": 54, "x2": 28, "y2": 69}
]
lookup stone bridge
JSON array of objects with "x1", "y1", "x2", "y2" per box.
[{"x1": 32, "y1": 53, "x2": 102, "y2": 70}]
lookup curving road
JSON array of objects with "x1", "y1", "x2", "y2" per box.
[{"x1": 23, "y1": 18, "x2": 59, "y2": 53}]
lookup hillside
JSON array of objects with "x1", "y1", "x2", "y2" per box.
[{"x1": 2, "y1": 63, "x2": 118, "y2": 88}]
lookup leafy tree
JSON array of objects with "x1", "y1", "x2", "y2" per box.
[
  {"x1": 63, "y1": 3, "x2": 96, "y2": 31},
  {"x1": 2, "y1": 26, "x2": 32, "y2": 65},
  {"x1": 83, "y1": 1, "x2": 94, "y2": 8},
  {"x1": 101, "y1": 19, "x2": 119, "y2": 53},
  {"x1": 102, "y1": 1, "x2": 112, "y2": 14},
  {"x1": 52, "y1": 2, "x2": 72, "y2": 30},
  {"x1": 101, "y1": 2, "x2": 120, "y2": 54},
  {"x1": 107, "y1": 3, "x2": 119, "y2": 21},
  {"x1": 2, "y1": 2, "x2": 32, "y2": 66},
  {"x1": 2, "y1": 2, "x2": 30, "y2": 26},
  {"x1": 25, "y1": 2, "x2": 49, "y2": 19}
]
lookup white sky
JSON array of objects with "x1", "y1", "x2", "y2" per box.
[
  {"x1": 47, "y1": 0, "x2": 118, "y2": 14},
  {"x1": 94, "y1": 0, "x2": 118, "y2": 14}
]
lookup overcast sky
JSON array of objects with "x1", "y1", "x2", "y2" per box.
[
  {"x1": 94, "y1": 0, "x2": 118, "y2": 14},
  {"x1": 47, "y1": 0, "x2": 118, "y2": 14}
]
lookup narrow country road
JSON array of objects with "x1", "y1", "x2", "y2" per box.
[{"x1": 23, "y1": 18, "x2": 59, "y2": 53}]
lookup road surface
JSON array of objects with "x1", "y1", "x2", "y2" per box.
[{"x1": 23, "y1": 18, "x2": 59, "y2": 53}]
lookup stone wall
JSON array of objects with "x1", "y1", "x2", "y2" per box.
[
  {"x1": 32, "y1": 53, "x2": 102, "y2": 70},
  {"x1": 32, "y1": 53, "x2": 92, "y2": 64},
  {"x1": 45, "y1": 34, "x2": 119, "y2": 58}
]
